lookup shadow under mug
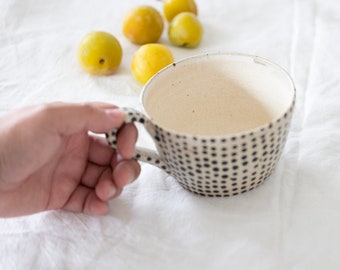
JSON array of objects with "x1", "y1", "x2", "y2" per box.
[{"x1": 106, "y1": 53, "x2": 296, "y2": 197}]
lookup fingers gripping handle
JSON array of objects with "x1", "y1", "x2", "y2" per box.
[
  {"x1": 105, "y1": 108, "x2": 145, "y2": 148},
  {"x1": 105, "y1": 108, "x2": 170, "y2": 173}
]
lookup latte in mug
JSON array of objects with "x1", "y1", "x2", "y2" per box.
[{"x1": 144, "y1": 56, "x2": 292, "y2": 136}]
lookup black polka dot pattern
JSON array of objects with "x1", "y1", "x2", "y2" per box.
[
  {"x1": 106, "y1": 103, "x2": 294, "y2": 197},
  {"x1": 105, "y1": 108, "x2": 171, "y2": 173}
]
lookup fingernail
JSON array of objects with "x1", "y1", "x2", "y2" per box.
[
  {"x1": 116, "y1": 154, "x2": 123, "y2": 162},
  {"x1": 105, "y1": 109, "x2": 125, "y2": 125},
  {"x1": 105, "y1": 108, "x2": 125, "y2": 117},
  {"x1": 127, "y1": 173, "x2": 135, "y2": 185},
  {"x1": 127, "y1": 163, "x2": 140, "y2": 185},
  {"x1": 123, "y1": 170, "x2": 136, "y2": 186},
  {"x1": 108, "y1": 185, "x2": 117, "y2": 199}
]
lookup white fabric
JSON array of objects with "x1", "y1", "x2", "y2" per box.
[{"x1": 1, "y1": 0, "x2": 340, "y2": 269}]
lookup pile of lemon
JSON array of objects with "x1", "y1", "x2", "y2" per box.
[{"x1": 78, "y1": 0, "x2": 203, "y2": 84}]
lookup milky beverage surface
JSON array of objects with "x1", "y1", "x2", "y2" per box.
[{"x1": 144, "y1": 58, "x2": 291, "y2": 136}]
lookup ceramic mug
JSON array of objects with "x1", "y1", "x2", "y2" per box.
[{"x1": 106, "y1": 53, "x2": 296, "y2": 197}]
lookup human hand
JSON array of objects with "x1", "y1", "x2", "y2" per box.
[{"x1": 0, "y1": 102, "x2": 140, "y2": 217}]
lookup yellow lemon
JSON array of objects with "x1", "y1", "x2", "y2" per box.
[
  {"x1": 78, "y1": 31, "x2": 122, "y2": 76},
  {"x1": 122, "y1": 5, "x2": 164, "y2": 45},
  {"x1": 131, "y1": 44, "x2": 174, "y2": 84},
  {"x1": 168, "y1": 12, "x2": 203, "y2": 48},
  {"x1": 163, "y1": 0, "x2": 197, "y2": 22}
]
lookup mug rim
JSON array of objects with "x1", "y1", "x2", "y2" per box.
[{"x1": 140, "y1": 52, "x2": 296, "y2": 139}]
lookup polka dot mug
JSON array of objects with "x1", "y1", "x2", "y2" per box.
[{"x1": 106, "y1": 53, "x2": 296, "y2": 197}]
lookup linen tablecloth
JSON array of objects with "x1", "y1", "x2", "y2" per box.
[{"x1": 1, "y1": 0, "x2": 340, "y2": 269}]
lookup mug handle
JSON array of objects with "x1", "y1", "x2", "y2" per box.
[{"x1": 105, "y1": 107, "x2": 170, "y2": 173}]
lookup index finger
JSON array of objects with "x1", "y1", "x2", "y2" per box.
[{"x1": 39, "y1": 102, "x2": 126, "y2": 135}]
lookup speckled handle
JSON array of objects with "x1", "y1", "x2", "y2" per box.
[{"x1": 106, "y1": 108, "x2": 170, "y2": 173}]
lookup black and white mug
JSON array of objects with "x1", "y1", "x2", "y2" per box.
[{"x1": 106, "y1": 53, "x2": 296, "y2": 197}]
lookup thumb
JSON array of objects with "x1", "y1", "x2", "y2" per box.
[{"x1": 41, "y1": 103, "x2": 126, "y2": 135}]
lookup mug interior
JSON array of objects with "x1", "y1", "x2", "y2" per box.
[{"x1": 142, "y1": 53, "x2": 295, "y2": 136}]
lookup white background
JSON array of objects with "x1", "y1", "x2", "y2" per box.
[{"x1": 1, "y1": 0, "x2": 340, "y2": 269}]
